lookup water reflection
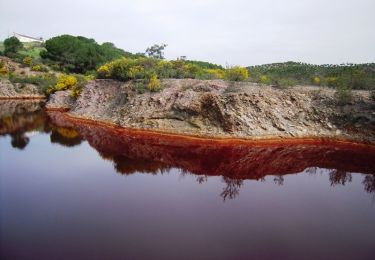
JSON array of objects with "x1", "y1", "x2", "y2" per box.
[{"x1": 1, "y1": 100, "x2": 375, "y2": 200}]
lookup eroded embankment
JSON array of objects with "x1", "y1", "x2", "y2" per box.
[{"x1": 45, "y1": 79, "x2": 375, "y2": 143}]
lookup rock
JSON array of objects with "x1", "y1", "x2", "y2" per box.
[
  {"x1": 0, "y1": 79, "x2": 44, "y2": 99},
  {"x1": 45, "y1": 79, "x2": 375, "y2": 143},
  {"x1": 46, "y1": 90, "x2": 74, "y2": 110}
]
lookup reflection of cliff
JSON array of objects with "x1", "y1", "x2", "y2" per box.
[
  {"x1": 0, "y1": 100, "x2": 47, "y2": 149},
  {"x1": 48, "y1": 112, "x2": 375, "y2": 179}
]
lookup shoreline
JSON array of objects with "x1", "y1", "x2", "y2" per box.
[{"x1": 46, "y1": 109, "x2": 375, "y2": 148}]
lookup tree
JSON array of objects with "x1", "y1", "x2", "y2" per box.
[
  {"x1": 40, "y1": 35, "x2": 131, "y2": 73},
  {"x1": 4, "y1": 36, "x2": 23, "y2": 56},
  {"x1": 145, "y1": 43, "x2": 167, "y2": 59}
]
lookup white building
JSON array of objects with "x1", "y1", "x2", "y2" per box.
[{"x1": 13, "y1": 33, "x2": 44, "y2": 43}]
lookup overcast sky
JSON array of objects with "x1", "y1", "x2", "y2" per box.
[{"x1": 0, "y1": 0, "x2": 374, "y2": 66}]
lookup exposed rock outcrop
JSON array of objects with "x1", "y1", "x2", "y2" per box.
[
  {"x1": 0, "y1": 79, "x2": 45, "y2": 99},
  {"x1": 46, "y1": 79, "x2": 375, "y2": 143}
]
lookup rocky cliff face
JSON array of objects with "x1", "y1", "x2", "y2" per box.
[{"x1": 46, "y1": 79, "x2": 375, "y2": 143}]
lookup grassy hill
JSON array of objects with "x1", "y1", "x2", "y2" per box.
[{"x1": 247, "y1": 62, "x2": 375, "y2": 89}]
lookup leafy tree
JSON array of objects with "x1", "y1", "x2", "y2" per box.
[
  {"x1": 4, "y1": 36, "x2": 23, "y2": 56},
  {"x1": 40, "y1": 35, "x2": 131, "y2": 73},
  {"x1": 145, "y1": 44, "x2": 167, "y2": 59}
]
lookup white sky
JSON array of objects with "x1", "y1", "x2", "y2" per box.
[{"x1": 0, "y1": 0, "x2": 374, "y2": 66}]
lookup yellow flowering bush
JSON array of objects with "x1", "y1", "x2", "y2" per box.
[
  {"x1": 55, "y1": 75, "x2": 78, "y2": 90},
  {"x1": 204, "y1": 69, "x2": 225, "y2": 79},
  {"x1": 56, "y1": 127, "x2": 79, "y2": 138},
  {"x1": 147, "y1": 73, "x2": 161, "y2": 92},
  {"x1": 127, "y1": 66, "x2": 144, "y2": 79},
  {"x1": 97, "y1": 64, "x2": 111, "y2": 78},
  {"x1": 312, "y1": 76, "x2": 321, "y2": 85},
  {"x1": 31, "y1": 65, "x2": 41, "y2": 71},
  {"x1": 225, "y1": 66, "x2": 249, "y2": 81},
  {"x1": 326, "y1": 77, "x2": 339, "y2": 87},
  {"x1": 259, "y1": 75, "x2": 271, "y2": 84},
  {"x1": 23, "y1": 56, "x2": 33, "y2": 66},
  {"x1": 0, "y1": 66, "x2": 8, "y2": 75}
]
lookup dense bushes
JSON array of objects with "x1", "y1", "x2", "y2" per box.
[
  {"x1": 97, "y1": 57, "x2": 250, "y2": 92},
  {"x1": 40, "y1": 35, "x2": 134, "y2": 73},
  {"x1": 47, "y1": 74, "x2": 92, "y2": 97},
  {"x1": 97, "y1": 57, "x2": 248, "y2": 91},
  {"x1": 98, "y1": 57, "x2": 227, "y2": 81}
]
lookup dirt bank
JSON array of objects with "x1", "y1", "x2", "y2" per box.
[{"x1": 46, "y1": 79, "x2": 375, "y2": 143}]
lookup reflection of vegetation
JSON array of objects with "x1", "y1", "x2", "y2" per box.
[
  {"x1": 56, "y1": 127, "x2": 79, "y2": 138},
  {"x1": 363, "y1": 175, "x2": 375, "y2": 193},
  {"x1": 220, "y1": 177, "x2": 243, "y2": 201},
  {"x1": 10, "y1": 133, "x2": 29, "y2": 149},
  {"x1": 112, "y1": 155, "x2": 171, "y2": 175},
  {"x1": 50, "y1": 127, "x2": 82, "y2": 147},
  {"x1": 273, "y1": 176, "x2": 284, "y2": 185},
  {"x1": 329, "y1": 170, "x2": 352, "y2": 186},
  {"x1": 196, "y1": 176, "x2": 208, "y2": 184}
]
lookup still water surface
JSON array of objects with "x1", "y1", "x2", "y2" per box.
[{"x1": 1, "y1": 101, "x2": 375, "y2": 260}]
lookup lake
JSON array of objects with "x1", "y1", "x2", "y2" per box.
[{"x1": 1, "y1": 100, "x2": 375, "y2": 260}]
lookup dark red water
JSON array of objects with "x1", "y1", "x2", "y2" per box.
[{"x1": 1, "y1": 101, "x2": 375, "y2": 260}]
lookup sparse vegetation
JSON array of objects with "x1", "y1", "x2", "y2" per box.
[{"x1": 8, "y1": 73, "x2": 57, "y2": 93}]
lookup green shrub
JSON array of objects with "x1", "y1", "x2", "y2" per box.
[
  {"x1": 335, "y1": 85, "x2": 352, "y2": 105},
  {"x1": 133, "y1": 81, "x2": 145, "y2": 94},
  {"x1": 225, "y1": 66, "x2": 249, "y2": 81},
  {"x1": 4, "y1": 37, "x2": 23, "y2": 56}
]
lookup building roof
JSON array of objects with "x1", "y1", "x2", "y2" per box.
[{"x1": 14, "y1": 33, "x2": 43, "y2": 42}]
